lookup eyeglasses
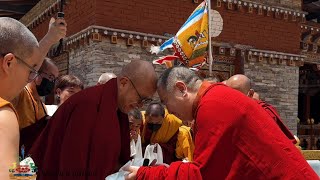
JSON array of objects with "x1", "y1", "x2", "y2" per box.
[
  {"x1": 39, "y1": 71, "x2": 56, "y2": 82},
  {"x1": 1, "y1": 53, "x2": 39, "y2": 83},
  {"x1": 126, "y1": 76, "x2": 153, "y2": 105}
]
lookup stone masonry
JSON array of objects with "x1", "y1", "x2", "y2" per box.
[
  {"x1": 68, "y1": 37, "x2": 165, "y2": 87},
  {"x1": 245, "y1": 60, "x2": 299, "y2": 135}
]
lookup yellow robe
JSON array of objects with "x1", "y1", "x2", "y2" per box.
[
  {"x1": 176, "y1": 126, "x2": 194, "y2": 161},
  {"x1": 141, "y1": 110, "x2": 182, "y2": 144},
  {"x1": 0, "y1": 97, "x2": 17, "y2": 116},
  {"x1": 141, "y1": 110, "x2": 194, "y2": 161},
  {"x1": 14, "y1": 87, "x2": 47, "y2": 129}
]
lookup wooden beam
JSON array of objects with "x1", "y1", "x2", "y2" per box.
[{"x1": 0, "y1": 4, "x2": 33, "y2": 14}]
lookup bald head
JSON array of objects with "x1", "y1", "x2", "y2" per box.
[
  {"x1": 146, "y1": 102, "x2": 165, "y2": 118},
  {"x1": 0, "y1": 17, "x2": 39, "y2": 60},
  {"x1": 226, "y1": 74, "x2": 252, "y2": 95},
  {"x1": 97, "y1": 73, "x2": 116, "y2": 85},
  {"x1": 117, "y1": 60, "x2": 157, "y2": 113},
  {"x1": 120, "y1": 60, "x2": 157, "y2": 92}
]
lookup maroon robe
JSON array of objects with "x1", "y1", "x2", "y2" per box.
[
  {"x1": 137, "y1": 82, "x2": 317, "y2": 180},
  {"x1": 29, "y1": 78, "x2": 130, "y2": 180},
  {"x1": 256, "y1": 100, "x2": 297, "y2": 144}
]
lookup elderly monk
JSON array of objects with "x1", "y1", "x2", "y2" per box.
[
  {"x1": 226, "y1": 74, "x2": 296, "y2": 144},
  {"x1": 0, "y1": 17, "x2": 66, "y2": 180},
  {"x1": 97, "y1": 72, "x2": 117, "y2": 85},
  {"x1": 29, "y1": 60, "x2": 157, "y2": 180},
  {"x1": 126, "y1": 66, "x2": 317, "y2": 180},
  {"x1": 141, "y1": 102, "x2": 194, "y2": 163}
]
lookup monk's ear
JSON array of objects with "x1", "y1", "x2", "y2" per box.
[
  {"x1": 119, "y1": 77, "x2": 129, "y2": 87},
  {"x1": 56, "y1": 88, "x2": 62, "y2": 96},
  {"x1": 175, "y1": 81, "x2": 187, "y2": 96},
  {"x1": 1, "y1": 53, "x2": 15, "y2": 74}
]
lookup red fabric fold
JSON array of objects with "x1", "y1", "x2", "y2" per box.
[
  {"x1": 137, "y1": 83, "x2": 318, "y2": 180},
  {"x1": 29, "y1": 78, "x2": 130, "y2": 180}
]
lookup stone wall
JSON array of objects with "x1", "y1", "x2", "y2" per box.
[
  {"x1": 244, "y1": 60, "x2": 299, "y2": 134},
  {"x1": 68, "y1": 37, "x2": 165, "y2": 87}
]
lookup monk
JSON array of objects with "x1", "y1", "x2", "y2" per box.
[
  {"x1": 29, "y1": 60, "x2": 157, "y2": 180},
  {"x1": 226, "y1": 74, "x2": 296, "y2": 144},
  {"x1": 97, "y1": 72, "x2": 117, "y2": 85},
  {"x1": 0, "y1": 17, "x2": 66, "y2": 180},
  {"x1": 141, "y1": 102, "x2": 194, "y2": 163},
  {"x1": 126, "y1": 66, "x2": 317, "y2": 180},
  {"x1": 226, "y1": 74, "x2": 254, "y2": 98}
]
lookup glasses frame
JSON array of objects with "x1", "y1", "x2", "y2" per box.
[
  {"x1": 1, "y1": 53, "x2": 39, "y2": 82},
  {"x1": 126, "y1": 76, "x2": 153, "y2": 105},
  {"x1": 39, "y1": 71, "x2": 56, "y2": 82}
]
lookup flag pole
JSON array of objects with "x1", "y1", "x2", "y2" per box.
[{"x1": 207, "y1": 0, "x2": 214, "y2": 77}]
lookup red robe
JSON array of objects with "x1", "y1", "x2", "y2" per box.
[
  {"x1": 29, "y1": 78, "x2": 130, "y2": 180},
  {"x1": 256, "y1": 100, "x2": 297, "y2": 144},
  {"x1": 137, "y1": 82, "x2": 317, "y2": 180}
]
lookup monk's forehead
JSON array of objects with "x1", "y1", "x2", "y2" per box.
[{"x1": 149, "y1": 104, "x2": 163, "y2": 112}]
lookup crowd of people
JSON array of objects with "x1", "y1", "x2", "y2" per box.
[{"x1": 0, "y1": 16, "x2": 319, "y2": 180}]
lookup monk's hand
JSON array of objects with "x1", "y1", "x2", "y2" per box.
[
  {"x1": 125, "y1": 166, "x2": 139, "y2": 180},
  {"x1": 46, "y1": 17, "x2": 67, "y2": 44}
]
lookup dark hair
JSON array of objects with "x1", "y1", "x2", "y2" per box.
[
  {"x1": 145, "y1": 102, "x2": 165, "y2": 118},
  {"x1": 55, "y1": 75, "x2": 84, "y2": 91},
  {"x1": 128, "y1": 109, "x2": 142, "y2": 120}
]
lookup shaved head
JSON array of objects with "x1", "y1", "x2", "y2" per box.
[
  {"x1": 157, "y1": 66, "x2": 202, "y2": 93},
  {"x1": 146, "y1": 102, "x2": 165, "y2": 118},
  {"x1": 226, "y1": 74, "x2": 252, "y2": 95},
  {"x1": 119, "y1": 60, "x2": 157, "y2": 92},
  {"x1": 117, "y1": 60, "x2": 157, "y2": 113},
  {"x1": 0, "y1": 17, "x2": 39, "y2": 59},
  {"x1": 97, "y1": 73, "x2": 117, "y2": 85}
]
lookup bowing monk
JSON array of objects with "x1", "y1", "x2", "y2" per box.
[
  {"x1": 226, "y1": 74, "x2": 297, "y2": 144},
  {"x1": 126, "y1": 66, "x2": 317, "y2": 180},
  {"x1": 29, "y1": 60, "x2": 157, "y2": 180},
  {"x1": 141, "y1": 102, "x2": 194, "y2": 163},
  {"x1": 0, "y1": 17, "x2": 66, "y2": 180}
]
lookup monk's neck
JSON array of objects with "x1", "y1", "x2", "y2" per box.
[
  {"x1": 0, "y1": 83, "x2": 14, "y2": 101},
  {"x1": 26, "y1": 83, "x2": 41, "y2": 100}
]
